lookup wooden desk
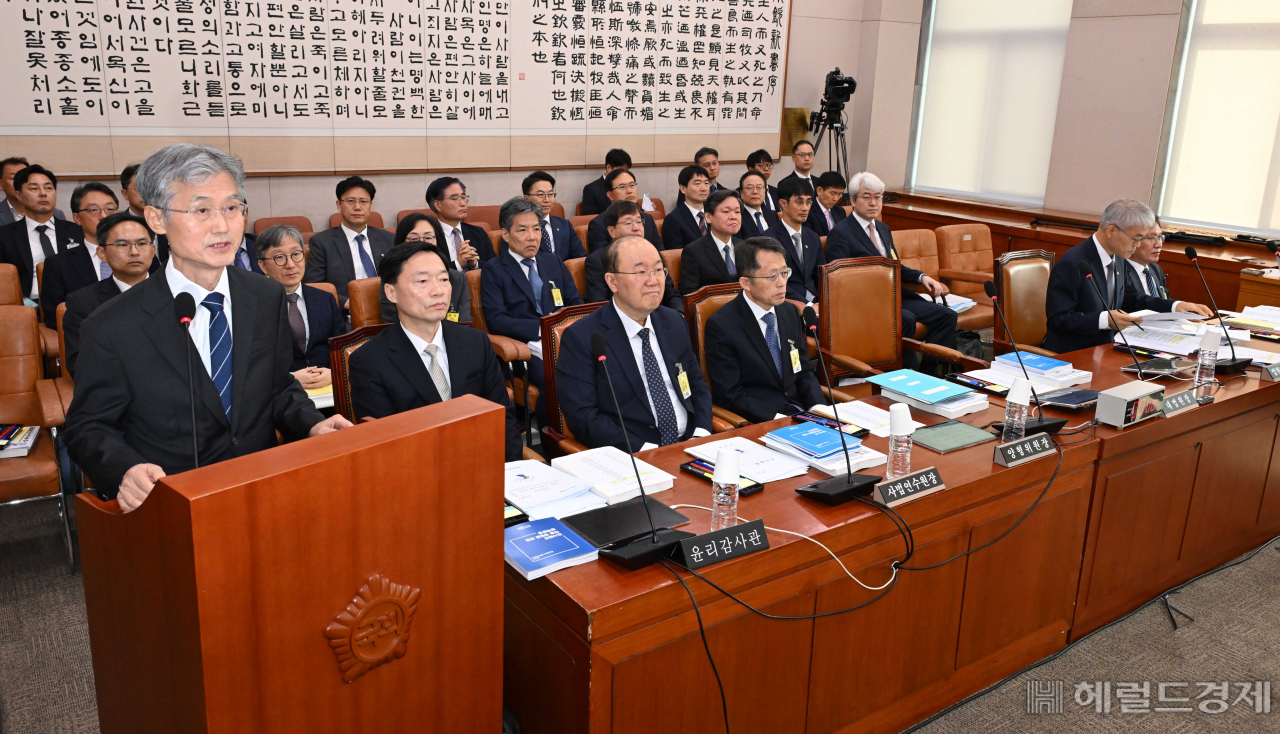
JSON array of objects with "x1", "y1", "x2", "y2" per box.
[
  {"x1": 1235, "y1": 271, "x2": 1280, "y2": 310},
  {"x1": 505, "y1": 402, "x2": 1099, "y2": 734}
]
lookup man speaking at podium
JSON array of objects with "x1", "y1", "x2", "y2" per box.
[{"x1": 65, "y1": 143, "x2": 350, "y2": 512}]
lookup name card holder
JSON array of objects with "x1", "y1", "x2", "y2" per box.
[
  {"x1": 1162, "y1": 389, "x2": 1200, "y2": 418},
  {"x1": 1261, "y1": 363, "x2": 1280, "y2": 382},
  {"x1": 669, "y1": 519, "x2": 770, "y2": 571},
  {"x1": 994, "y1": 434, "x2": 1057, "y2": 468},
  {"x1": 872, "y1": 467, "x2": 945, "y2": 507}
]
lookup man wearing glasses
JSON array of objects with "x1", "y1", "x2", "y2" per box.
[
  {"x1": 65, "y1": 143, "x2": 349, "y2": 513},
  {"x1": 585, "y1": 168, "x2": 663, "y2": 252},
  {"x1": 305, "y1": 175, "x2": 393, "y2": 310},
  {"x1": 764, "y1": 176, "x2": 826, "y2": 307},
  {"x1": 520, "y1": 170, "x2": 585, "y2": 261},
  {"x1": 426, "y1": 176, "x2": 496, "y2": 270},
  {"x1": 746, "y1": 149, "x2": 780, "y2": 212},
  {"x1": 583, "y1": 201, "x2": 682, "y2": 311},
  {"x1": 257, "y1": 224, "x2": 348, "y2": 390},
  {"x1": 1124, "y1": 219, "x2": 1210, "y2": 314},
  {"x1": 737, "y1": 170, "x2": 779, "y2": 239},
  {"x1": 780, "y1": 140, "x2": 816, "y2": 188},
  {"x1": 704, "y1": 237, "x2": 825, "y2": 423},
  {"x1": 556, "y1": 235, "x2": 712, "y2": 451},
  {"x1": 678, "y1": 189, "x2": 746, "y2": 295}
]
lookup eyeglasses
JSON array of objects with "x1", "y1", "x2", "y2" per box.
[
  {"x1": 76, "y1": 205, "x2": 119, "y2": 216},
  {"x1": 444, "y1": 193, "x2": 470, "y2": 203},
  {"x1": 611, "y1": 182, "x2": 639, "y2": 192},
  {"x1": 1113, "y1": 227, "x2": 1160, "y2": 245},
  {"x1": 741, "y1": 184, "x2": 766, "y2": 193},
  {"x1": 794, "y1": 151, "x2": 815, "y2": 159},
  {"x1": 340, "y1": 197, "x2": 371, "y2": 207},
  {"x1": 405, "y1": 234, "x2": 437, "y2": 243},
  {"x1": 528, "y1": 191, "x2": 556, "y2": 200},
  {"x1": 261, "y1": 250, "x2": 305, "y2": 266},
  {"x1": 103, "y1": 239, "x2": 153, "y2": 251},
  {"x1": 1142, "y1": 234, "x2": 1166, "y2": 244},
  {"x1": 744, "y1": 268, "x2": 793, "y2": 284},
  {"x1": 754, "y1": 162, "x2": 773, "y2": 170},
  {"x1": 857, "y1": 193, "x2": 884, "y2": 203},
  {"x1": 614, "y1": 218, "x2": 645, "y2": 229},
  {"x1": 159, "y1": 203, "x2": 247, "y2": 222},
  {"x1": 611, "y1": 266, "x2": 667, "y2": 280}
]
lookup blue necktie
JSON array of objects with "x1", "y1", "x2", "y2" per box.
[
  {"x1": 355, "y1": 233, "x2": 376, "y2": 279},
  {"x1": 523, "y1": 258, "x2": 544, "y2": 315},
  {"x1": 203, "y1": 293, "x2": 233, "y2": 422},
  {"x1": 99, "y1": 258, "x2": 111, "y2": 279},
  {"x1": 763, "y1": 311, "x2": 783, "y2": 378},
  {"x1": 235, "y1": 244, "x2": 251, "y2": 270},
  {"x1": 540, "y1": 222, "x2": 553, "y2": 255},
  {"x1": 722, "y1": 242, "x2": 737, "y2": 277},
  {"x1": 638, "y1": 327, "x2": 679, "y2": 445},
  {"x1": 755, "y1": 211, "x2": 766, "y2": 233}
]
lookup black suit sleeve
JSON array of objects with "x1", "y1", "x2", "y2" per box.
[
  {"x1": 564, "y1": 226, "x2": 587, "y2": 260},
  {"x1": 824, "y1": 224, "x2": 855, "y2": 261},
  {"x1": 62, "y1": 296, "x2": 89, "y2": 380},
  {"x1": 477, "y1": 334, "x2": 525, "y2": 461},
  {"x1": 556, "y1": 325, "x2": 629, "y2": 449},
  {"x1": 587, "y1": 217, "x2": 610, "y2": 252},
  {"x1": 663, "y1": 213, "x2": 689, "y2": 250},
  {"x1": 1045, "y1": 257, "x2": 1104, "y2": 342},
  {"x1": 348, "y1": 347, "x2": 397, "y2": 421},
  {"x1": 327, "y1": 291, "x2": 350, "y2": 338},
  {"x1": 663, "y1": 272, "x2": 683, "y2": 312},
  {"x1": 39, "y1": 257, "x2": 68, "y2": 329},
  {"x1": 704, "y1": 317, "x2": 776, "y2": 423},
  {"x1": 678, "y1": 245, "x2": 702, "y2": 295},
  {"x1": 583, "y1": 251, "x2": 609, "y2": 303}
]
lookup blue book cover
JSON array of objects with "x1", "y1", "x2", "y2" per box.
[
  {"x1": 994, "y1": 351, "x2": 1070, "y2": 374},
  {"x1": 867, "y1": 369, "x2": 973, "y2": 404},
  {"x1": 763, "y1": 423, "x2": 861, "y2": 458},
  {"x1": 504, "y1": 518, "x2": 597, "y2": 579}
]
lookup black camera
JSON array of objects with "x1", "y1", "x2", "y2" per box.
[{"x1": 823, "y1": 68, "x2": 857, "y2": 106}]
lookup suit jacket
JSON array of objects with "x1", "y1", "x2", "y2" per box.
[
  {"x1": 64, "y1": 267, "x2": 325, "y2": 497},
  {"x1": 291, "y1": 284, "x2": 349, "y2": 371},
  {"x1": 662, "y1": 204, "x2": 705, "y2": 251},
  {"x1": 762, "y1": 185, "x2": 780, "y2": 213},
  {"x1": 679, "y1": 233, "x2": 744, "y2": 295},
  {"x1": 826, "y1": 216, "x2": 926, "y2": 300},
  {"x1": 704, "y1": 294, "x2": 824, "y2": 423},
  {"x1": 62, "y1": 276, "x2": 123, "y2": 379},
  {"x1": 1123, "y1": 260, "x2": 1172, "y2": 302},
  {"x1": 302, "y1": 226, "x2": 394, "y2": 305},
  {"x1": 580, "y1": 177, "x2": 612, "y2": 217},
  {"x1": 738, "y1": 207, "x2": 779, "y2": 240},
  {"x1": 380, "y1": 267, "x2": 472, "y2": 325},
  {"x1": 583, "y1": 244, "x2": 682, "y2": 311},
  {"x1": 556, "y1": 302, "x2": 712, "y2": 450},
  {"x1": 586, "y1": 210, "x2": 663, "y2": 253},
  {"x1": 765, "y1": 221, "x2": 826, "y2": 303},
  {"x1": 41, "y1": 244, "x2": 163, "y2": 328},
  {"x1": 0, "y1": 200, "x2": 66, "y2": 226},
  {"x1": 480, "y1": 251, "x2": 583, "y2": 343},
  {"x1": 499, "y1": 215, "x2": 586, "y2": 262},
  {"x1": 806, "y1": 203, "x2": 847, "y2": 237},
  {"x1": 156, "y1": 234, "x2": 260, "y2": 275},
  {"x1": 348, "y1": 319, "x2": 522, "y2": 461},
  {"x1": 0, "y1": 217, "x2": 83, "y2": 301},
  {"x1": 778, "y1": 172, "x2": 816, "y2": 190}
]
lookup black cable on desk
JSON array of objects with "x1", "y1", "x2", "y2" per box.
[
  {"x1": 661, "y1": 559, "x2": 730, "y2": 734},
  {"x1": 665, "y1": 557, "x2": 900, "y2": 621},
  {"x1": 853, "y1": 493, "x2": 916, "y2": 564}
]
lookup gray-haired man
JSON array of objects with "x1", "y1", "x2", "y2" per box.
[{"x1": 65, "y1": 143, "x2": 350, "y2": 513}]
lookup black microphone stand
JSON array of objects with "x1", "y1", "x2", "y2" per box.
[
  {"x1": 983, "y1": 283, "x2": 1066, "y2": 436},
  {"x1": 1077, "y1": 261, "x2": 1149, "y2": 381},
  {"x1": 1184, "y1": 246, "x2": 1251, "y2": 374}
]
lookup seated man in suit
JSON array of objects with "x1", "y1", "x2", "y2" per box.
[
  {"x1": 303, "y1": 175, "x2": 393, "y2": 310},
  {"x1": 1125, "y1": 217, "x2": 1211, "y2": 315},
  {"x1": 40, "y1": 183, "x2": 121, "y2": 328},
  {"x1": 826, "y1": 171, "x2": 956, "y2": 363},
  {"x1": 257, "y1": 224, "x2": 349, "y2": 390},
  {"x1": 63, "y1": 212, "x2": 156, "y2": 379},
  {"x1": 705, "y1": 237, "x2": 826, "y2": 423},
  {"x1": 738, "y1": 170, "x2": 779, "y2": 239},
  {"x1": 583, "y1": 201, "x2": 682, "y2": 311},
  {"x1": 521, "y1": 170, "x2": 586, "y2": 261},
  {"x1": 764, "y1": 177, "x2": 825, "y2": 307},
  {"x1": 779, "y1": 140, "x2": 816, "y2": 189},
  {"x1": 427, "y1": 176, "x2": 497, "y2": 271},
  {"x1": 585, "y1": 168, "x2": 663, "y2": 252},
  {"x1": 581, "y1": 148, "x2": 631, "y2": 217},
  {"x1": 662, "y1": 165, "x2": 711, "y2": 250},
  {"x1": 557, "y1": 235, "x2": 713, "y2": 450},
  {"x1": 350, "y1": 241, "x2": 522, "y2": 460},
  {"x1": 0, "y1": 157, "x2": 67, "y2": 225},
  {"x1": 481, "y1": 197, "x2": 583, "y2": 423},
  {"x1": 65, "y1": 142, "x2": 348, "y2": 512},
  {"x1": 0, "y1": 164, "x2": 83, "y2": 304},
  {"x1": 746, "y1": 149, "x2": 780, "y2": 213},
  {"x1": 1044, "y1": 199, "x2": 1210, "y2": 353},
  {"x1": 675, "y1": 147, "x2": 726, "y2": 207},
  {"x1": 806, "y1": 171, "x2": 848, "y2": 237},
  {"x1": 120, "y1": 163, "x2": 146, "y2": 217},
  {"x1": 679, "y1": 189, "x2": 745, "y2": 295}
]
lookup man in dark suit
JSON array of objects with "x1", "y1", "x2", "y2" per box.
[
  {"x1": 806, "y1": 171, "x2": 848, "y2": 237},
  {"x1": 350, "y1": 241, "x2": 523, "y2": 460},
  {"x1": 1125, "y1": 219, "x2": 1211, "y2": 314},
  {"x1": 679, "y1": 189, "x2": 745, "y2": 295},
  {"x1": 662, "y1": 165, "x2": 711, "y2": 250},
  {"x1": 0, "y1": 157, "x2": 67, "y2": 225},
  {"x1": 765, "y1": 176, "x2": 825, "y2": 306},
  {"x1": 826, "y1": 171, "x2": 957, "y2": 361},
  {"x1": 427, "y1": 176, "x2": 497, "y2": 271},
  {"x1": 63, "y1": 212, "x2": 156, "y2": 379},
  {"x1": 0, "y1": 164, "x2": 83, "y2": 303},
  {"x1": 705, "y1": 238, "x2": 825, "y2": 423},
  {"x1": 153, "y1": 225, "x2": 258, "y2": 272},
  {"x1": 481, "y1": 197, "x2": 583, "y2": 422},
  {"x1": 580, "y1": 148, "x2": 631, "y2": 217},
  {"x1": 738, "y1": 170, "x2": 779, "y2": 239},
  {"x1": 557, "y1": 235, "x2": 713, "y2": 450},
  {"x1": 676, "y1": 147, "x2": 728, "y2": 208},
  {"x1": 746, "y1": 149, "x2": 780, "y2": 213},
  {"x1": 585, "y1": 168, "x2": 663, "y2": 252},
  {"x1": 303, "y1": 175, "x2": 393, "y2": 310},
  {"x1": 584, "y1": 201, "x2": 682, "y2": 311},
  {"x1": 40, "y1": 183, "x2": 122, "y2": 328},
  {"x1": 1044, "y1": 200, "x2": 1211, "y2": 353},
  {"x1": 520, "y1": 170, "x2": 585, "y2": 261},
  {"x1": 65, "y1": 143, "x2": 349, "y2": 511},
  {"x1": 257, "y1": 223, "x2": 348, "y2": 389},
  {"x1": 778, "y1": 140, "x2": 817, "y2": 190}
]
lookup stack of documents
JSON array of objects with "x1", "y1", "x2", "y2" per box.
[
  {"x1": 683, "y1": 436, "x2": 810, "y2": 483},
  {"x1": 761, "y1": 424, "x2": 860, "y2": 460},
  {"x1": 551, "y1": 446, "x2": 676, "y2": 504},
  {"x1": 1113, "y1": 326, "x2": 1200, "y2": 356},
  {"x1": 504, "y1": 460, "x2": 606, "y2": 520},
  {"x1": 868, "y1": 370, "x2": 989, "y2": 419},
  {"x1": 760, "y1": 433, "x2": 887, "y2": 476},
  {"x1": 305, "y1": 384, "x2": 334, "y2": 409},
  {"x1": 811, "y1": 401, "x2": 924, "y2": 437},
  {"x1": 941, "y1": 295, "x2": 975, "y2": 313},
  {"x1": 527, "y1": 340, "x2": 543, "y2": 360},
  {"x1": 989, "y1": 356, "x2": 1091, "y2": 390},
  {"x1": 1217, "y1": 344, "x2": 1280, "y2": 365},
  {"x1": 504, "y1": 518, "x2": 598, "y2": 580}
]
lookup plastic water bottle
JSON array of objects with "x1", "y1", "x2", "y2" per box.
[
  {"x1": 1196, "y1": 330, "x2": 1218, "y2": 387},
  {"x1": 1002, "y1": 377, "x2": 1032, "y2": 443},
  {"x1": 887, "y1": 403, "x2": 913, "y2": 479},
  {"x1": 710, "y1": 447, "x2": 740, "y2": 531}
]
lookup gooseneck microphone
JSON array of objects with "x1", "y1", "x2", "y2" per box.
[
  {"x1": 982, "y1": 281, "x2": 1066, "y2": 436},
  {"x1": 1267, "y1": 242, "x2": 1279, "y2": 268},
  {"x1": 1076, "y1": 260, "x2": 1148, "y2": 381},
  {"x1": 1184, "y1": 246, "x2": 1251, "y2": 374},
  {"x1": 174, "y1": 292, "x2": 200, "y2": 469}
]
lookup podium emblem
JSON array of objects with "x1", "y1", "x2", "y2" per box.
[{"x1": 324, "y1": 574, "x2": 421, "y2": 683}]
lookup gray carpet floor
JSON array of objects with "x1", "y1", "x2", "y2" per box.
[{"x1": 1, "y1": 496, "x2": 1276, "y2": 733}]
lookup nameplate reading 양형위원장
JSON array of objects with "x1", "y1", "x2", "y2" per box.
[
  {"x1": 670, "y1": 519, "x2": 770, "y2": 571},
  {"x1": 1162, "y1": 390, "x2": 1200, "y2": 418},
  {"x1": 873, "y1": 467, "x2": 946, "y2": 507},
  {"x1": 994, "y1": 434, "x2": 1057, "y2": 468}
]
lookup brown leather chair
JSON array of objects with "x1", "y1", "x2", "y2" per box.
[
  {"x1": 347, "y1": 277, "x2": 384, "y2": 329},
  {"x1": 0, "y1": 305, "x2": 71, "y2": 566},
  {"x1": 550, "y1": 203, "x2": 565, "y2": 219},
  {"x1": 576, "y1": 202, "x2": 583, "y2": 216},
  {"x1": 467, "y1": 206, "x2": 501, "y2": 232},
  {"x1": 35, "y1": 262, "x2": 59, "y2": 376},
  {"x1": 820, "y1": 236, "x2": 827, "y2": 254},
  {"x1": 487, "y1": 230, "x2": 503, "y2": 257},
  {"x1": 654, "y1": 218, "x2": 664, "y2": 239},
  {"x1": 465, "y1": 269, "x2": 540, "y2": 431},
  {"x1": 397, "y1": 208, "x2": 433, "y2": 225},
  {"x1": 565, "y1": 257, "x2": 587, "y2": 297},
  {"x1": 681, "y1": 284, "x2": 752, "y2": 431},
  {"x1": 0, "y1": 264, "x2": 22, "y2": 305},
  {"x1": 328, "y1": 323, "x2": 394, "y2": 422},
  {"x1": 328, "y1": 212, "x2": 384, "y2": 230},
  {"x1": 54, "y1": 304, "x2": 73, "y2": 413},
  {"x1": 539, "y1": 303, "x2": 603, "y2": 455},
  {"x1": 661, "y1": 248, "x2": 682, "y2": 290},
  {"x1": 994, "y1": 250, "x2": 1057, "y2": 356},
  {"x1": 574, "y1": 224, "x2": 590, "y2": 252},
  {"x1": 649, "y1": 198, "x2": 666, "y2": 219},
  {"x1": 254, "y1": 216, "x2": 314, "y2": 235},
  {"x1": 934, "y1": 223, "x2": 996, "y2": 331},
  {"x1": 568, "y1": 214, "x2": 594, "y2": 229},
  {"x1": 309, "y1": 281, "x2": 339, "y2": 306},
  {"x1": 893, "y1": 229, "x2": 994, "y2": 335}
]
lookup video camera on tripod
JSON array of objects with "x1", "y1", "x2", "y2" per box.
[{"x1": 807, "y1": 68, "x2": 856, "y2": 181}]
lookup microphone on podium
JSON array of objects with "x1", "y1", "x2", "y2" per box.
[
  {"x1": 981, "y1": 281, "x2": 1066, "y2": 436},
  {"x1": 174, "y1": 292, "x2": 200, "y2": 468},
  {"x1": 1183, "y1": 246, "x2": 1251, "y2": 374},
  {"x1": 1075, "y1": 260, "x2": 1148, "y2": 381}
]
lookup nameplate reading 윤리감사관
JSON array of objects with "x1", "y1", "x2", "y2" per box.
[
  {"x1": 670, "y1": 519, "x2": 770, "y2": 571},
  {"x1": 1162, "y1": 390, "x2": 1199, "y2": 418},
  {"x1": 994, "y1": 434, "x2": 1057, "y2": 468},
  {"x1": 873, "y1": 467, "x2": 946, "y2": 507}
]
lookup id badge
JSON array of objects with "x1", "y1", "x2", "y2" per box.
[
  {"x1": 789, "y1": 340, "x2": 802, "y2": 374},
  {"x1": 549, "y1": 280, "x2": 564, "y2": 308},
  {"x1": 676, "y1": 363, "x2": 692, "y2": 399},
  {"x1": 446, "y1": 310, "x2": 460, "y2": 322}
]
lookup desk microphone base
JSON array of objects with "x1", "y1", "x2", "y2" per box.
[
  {"x1": 599, "y1": 528, "x2": 696, "y2": 571},
  {"x1": 990, "y1": 416, "x2": 1068, "y2": 437},
  {"x1": 795, "y1": 473, "x2": 879, "y2": 506},
  {"x1": 1214, "y1": 357, "x2": 1252, "y2": 375}
]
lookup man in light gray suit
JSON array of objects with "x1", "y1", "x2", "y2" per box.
[
  {"x1": 302, "y1": 175, "x2": 394, "y2": 310},
  {"x1": 0, "y1": 157, "x2": 66, "y2": 225}
]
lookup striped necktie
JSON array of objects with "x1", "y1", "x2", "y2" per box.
[{"x1": 202, "y1": 293, "x2": 233, "y2": 421}]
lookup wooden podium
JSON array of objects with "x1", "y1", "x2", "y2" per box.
[{"x1": 75, "y1": 396, "x2": 505, "y2": 733}]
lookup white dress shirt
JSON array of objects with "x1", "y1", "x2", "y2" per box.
[
  {"x1": 81, "y1": 241, "x2": 108, "y2": 281},
  {"x1": 778, "y1": 219, "x2": 816, "y2": 302},
  {"x1": 24, "y1": 215, "x2": 58, "y2": 298},
  {"x1": 743, "y1": 204, "x2": 768, "y2": 233},
  {"x1": 1126, "y1": 257, "x2": 1180, "y2": 311},
  {"x1": 612, "y1": 300, "x2": 709, "y2": 449},
  {"x1": 509, "y1": 249, "x2": 538, "y2": 281},
  {"x1": 113, "y1": 274, "x2": 143, "y2": 293},
  {"x1": 400, "y1": 322, "x2": 449, "y2": 384},
  {"x1": 165, "y1": 258, "x2": 232, "y2": 377},
  {"x1": 684, "y1": 201, "x2": 704, "y2": 227},
  {"x1": 341, "y1": 223, "x2": 373, "y2": 279},
  {"x1": 440, "y1": 220, "x2": 466, "y2": 269},
  {"x1": 745, "y1": 294, "x2": 824, "y2": 417},
  {"x1": 711, "y1": 231, "x2": 735, "y2": 267},
  {"x1": 1092, "y1": 235, "x2": 1129, "y2": 330},
  {"x1": 285, "y1": 283, "x2": 310, "y2": 344}
]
